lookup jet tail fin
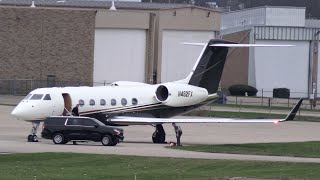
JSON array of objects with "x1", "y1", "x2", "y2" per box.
[
  {"x1": 186, "y1": 39, "x2": 234, "y2": 94},
  {"x1": 183, "y1": 39, "x2": 294, "y2": 94}
]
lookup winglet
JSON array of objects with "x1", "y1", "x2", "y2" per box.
[{"x1": 283, "y1": 99, "x2": 303, "y2": 121}]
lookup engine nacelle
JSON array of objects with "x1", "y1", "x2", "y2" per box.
[{"x1": 155, "y1": 83, "x2": 208, "y2": 107}]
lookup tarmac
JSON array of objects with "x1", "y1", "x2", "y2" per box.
[{"x1": 1, "y1": 103, "x2": 320, "y2": 163}]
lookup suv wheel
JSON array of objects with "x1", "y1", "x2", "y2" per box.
[
  {"x1": 101, "y1": 135, "x2": 112, "y2": 146},
  {"x1": 53, "y1": 133, "x2": 65, "y2": 144}
]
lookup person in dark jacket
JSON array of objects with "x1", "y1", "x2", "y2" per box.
[
  {"x1": 72, "y1": 104, "x2": 80, "y2": 116},
  {"x1": 172, "y1": 123, "x2": 182, "y2": 146}
]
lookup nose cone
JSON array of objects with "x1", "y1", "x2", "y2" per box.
[{"x1": 11, "y1": 106, "x2": 24, "y2": 120}]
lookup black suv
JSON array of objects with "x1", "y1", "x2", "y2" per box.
[{"x1": 41, "y1": 116, "x2": 124, "y2": 146}]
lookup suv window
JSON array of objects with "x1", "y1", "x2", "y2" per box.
[
  {"x1": 82, "y1": 119, "x2": 96, "y2": 126},
  {"x1": 44, "y1": 117, "x2": 66, "y2": 125},
  {"x1": 66, "y1": 118, "x2": 82, "y2": 126}
]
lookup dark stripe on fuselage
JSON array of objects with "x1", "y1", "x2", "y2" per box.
[{"x1": 79, "y1": 102, "x2": 162, "y2": 115}]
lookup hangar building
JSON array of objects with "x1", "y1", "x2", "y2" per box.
[
  {"x1": 220, "y1": 6, "x2": 320, "y2": 98},
  {"x1": 0, "y1": 0, "x2": 220, "y2": 95}
]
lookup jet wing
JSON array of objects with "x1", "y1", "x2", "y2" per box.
[{"x1": 108, "y1": 99, "x2": 303, "y2": 125}]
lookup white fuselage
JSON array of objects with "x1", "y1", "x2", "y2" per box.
[{"x1": 11, "y1": 82, "x2": 210, "y2": 122}]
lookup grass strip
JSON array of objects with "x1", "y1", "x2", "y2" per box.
[
  {"x1": 1, "y1": 153, "x2": 320, "y2": 179},
  {"x1": 172, "y1": 141, "x2": 320, "y2": 158}
]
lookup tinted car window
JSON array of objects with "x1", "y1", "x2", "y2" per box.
[
  {"x1": 82, "y1": 119, "x2": 96, "y2": 126},
  {"x1": 44, "y1": 118, "x2": 66, "y2": 125},
  {"x1": 66, "y1": 118, "x2": 81, "y2": 126}
]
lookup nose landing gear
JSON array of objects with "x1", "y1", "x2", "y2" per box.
[{"x1": 27, "y1": 121, "x2": 40, "y2": 142}]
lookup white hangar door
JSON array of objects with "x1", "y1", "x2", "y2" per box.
[
  {"x1": 161, "y1": 30, "x2": 215, "y2": 83},
  {"x1": 94, "y1": 29, "x2": 146, "y2": 85},
  {"x1": 254, "y1": 40, "x2": 309, "y2": 98}
]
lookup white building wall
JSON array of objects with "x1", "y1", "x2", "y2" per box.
[
  {"x1": 254, "y1": 40, "x2": 309, "y2": 98},
  {"x1": 318, "y1": 43, "x2": 320, "y2": 94},
  {"x1": 222, "y1": 8, "x2": 265, "y2": 30},
  {"x1": 161, "y1": 30, "x2": 215, "y2": 83},
  {"x1": 265, "y1": 7, "x2": 305, "y2": 27},
  {"x1": 93, "y1": 29, "x2": 146, "y2": 85},
  {"x1": 222, "y1": 7, "x2": 306, "y2": 30}
]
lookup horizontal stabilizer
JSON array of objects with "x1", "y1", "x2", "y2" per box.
[
  {"x1": 210, "y1": 44, "x2": 294, "y2": 47},
  {"x1": 182, "y1": 42, "x2": 207, "y2": 46}
]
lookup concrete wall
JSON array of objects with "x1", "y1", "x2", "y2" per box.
[
  {"x1": 155, "y1": 8, "x2": 220, "y2": 83},
  {"x1": 221, "y1": 30, "x2": 250, "y2": 89},
  {"x1": 0, "y1": 7, "x2": 96, "y2": 84}
]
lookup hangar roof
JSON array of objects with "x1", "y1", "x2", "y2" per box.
[{"x1": 0, "y1": 0, "x2": 219, "y2": 11}]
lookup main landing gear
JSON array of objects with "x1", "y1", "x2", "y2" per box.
[
  {"x1": 152, "y1": 124, "x2": 166, "y2": 143},
  {"x1": 27, "y1": 121, "x2": 40, "y2": 142}
]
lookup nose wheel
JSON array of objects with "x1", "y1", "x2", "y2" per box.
[{"x1": 28, "y1": 121, "x2": 40, "y2": 142}]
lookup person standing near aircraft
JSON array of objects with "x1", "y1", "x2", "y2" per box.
[
  {"x1": 72, "y1": 104, "x2": 79, "y2": 116},
  {"x1": 172, "y1": 123, "x2": 182, "y2": 146}
]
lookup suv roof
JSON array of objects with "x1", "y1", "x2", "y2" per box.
[{"x1": 44, "y1": 116, "x2": 99, "y2": 125}]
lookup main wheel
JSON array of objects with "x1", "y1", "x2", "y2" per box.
[
  {"x1": 27, "y1": 135, "x2": 33, "y2": 142},
  {"x1": 152, "y1": 132, "x2": 165, "y2": 143},
  {"x1": 52, "y1": 133, "x2": 65, "y2": 144},
  {"x1": 101, "y1": 135, "x2": 112, "y2": 146}
]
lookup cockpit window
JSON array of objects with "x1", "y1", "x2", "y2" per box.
[
  {"x1": 30, "y1": 94, "x2": 44, "y2": 100},
  {"x1": 23, "y1": 94, "x2": 32, "y2": 100},
  {"x1": 43, "y1": 94, "x2": 51, "y2": 100}
]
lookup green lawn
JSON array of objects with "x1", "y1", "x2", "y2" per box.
[
  {"x1": 1, "y1": 153, "x2": 320, "y2": 179},
  {"x1": 172, "y1": 141, "x2": 320, "y2": 158},
  {"x1": 186, "y1": 110, "x2": 320, "y2": 122}
]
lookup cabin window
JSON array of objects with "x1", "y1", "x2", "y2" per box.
[
  {"x1": 43, "y1": 94, "x2": 51, "y2": 100},
  {"x1": 100, "y1": 99, "x2": 106, "y2": 106},
  {"x1": 111, "y1": 99, "x2": 117, "y2": 106},
  {"x1": 23, "y1": 94, "x2": 32, "y2": 100},
  {"x1": 89, "y1": 99, "x2": 95, "y2": 106},
  {"x1": 30, "y1": 94, "x2": 44, "y2": 100},
  {"x1": 132, "y1": 98, "x2": 138, "y2": 105},
  {"x1": 121, "y1": 98, "x2": 127, "y2": 106},
  {"x1": 79, "y1": 99, "x2": 85, "y2": 107}
]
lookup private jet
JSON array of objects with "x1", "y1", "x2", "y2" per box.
[{"x1": 11, "y1": 39, "x2": 301, "y2": 143}]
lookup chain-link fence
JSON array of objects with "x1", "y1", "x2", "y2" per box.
[{"x1": 216, "y1": 89, "x2": 320, "y2": 110}]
